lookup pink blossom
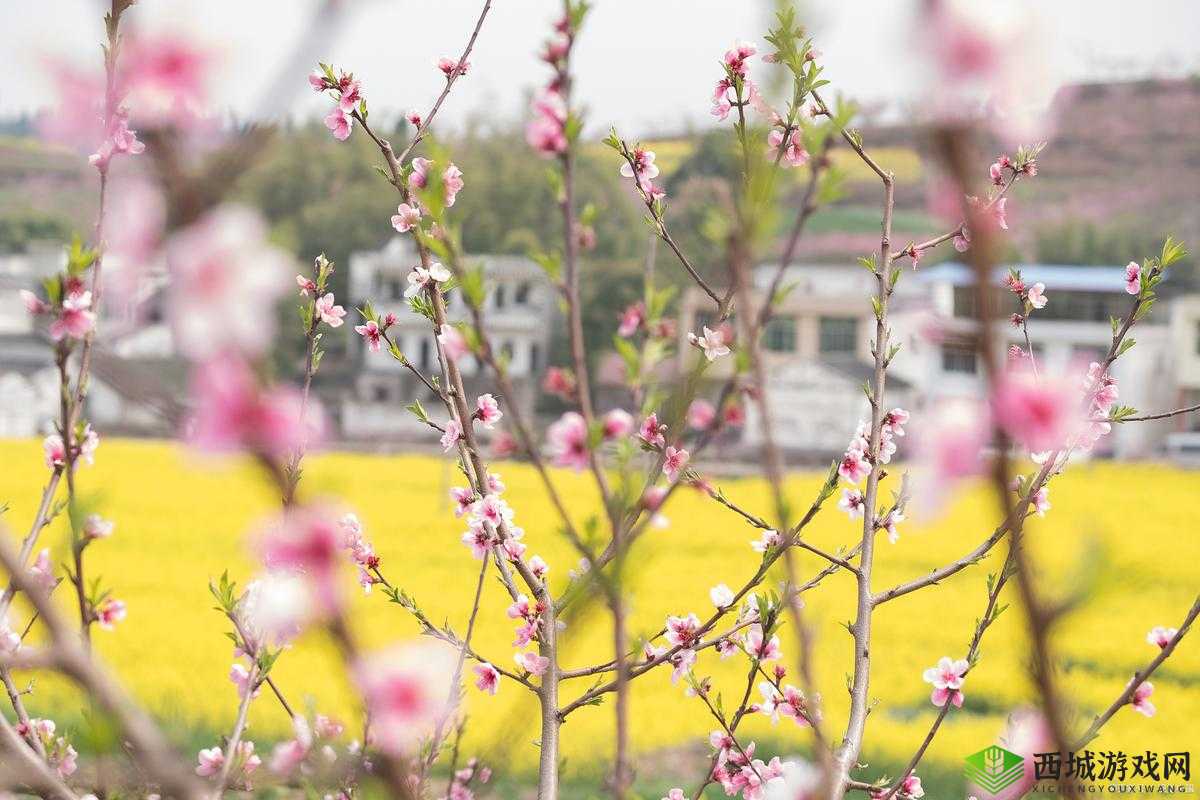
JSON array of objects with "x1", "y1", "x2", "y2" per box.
[
  {"x1": 437, "y1": 57, "x2": 470, "y2": 78},
  {"x1": 230, "y1": 662, "x2": 260, "y2": 699},
  {"x1": 438, "y1": 325, "x2": 470, "y2": 361},
  {"x1": 642, "y1": 486, "x2": 668, "y2": 511},
  {"x1": 391, "y1": 203, "x2": 422, "y2": 233},
  {"x1": 269, "y1": 737, "x2": 308, "y2": 777},
  {"x1": 923, "y1": 656, "x2": 968, "y2": 708},
  {"x1": 515, "y1": 650, "x2": 550, "y2": 677},
  {"x1": 120, "y1": 34, "x2": 212, "y2": 123},
  {"x1": 461, "y1": 522, "x2": 495, "y2": 560},
  {"x1": 669, "y1": 648, "x2": 697, "y2": 684},
  {"x1": 994, "y1": 709, "x2": 1053, "y2": 800},
  {"x1": 407, "y1": 109, "x2": 423, "y2": 127},
  {"x1": 1124, "y1": 261, "x2": 1141, "y2": 295},
  {"x1": 324, "y1": 108, "x2": 352, "y2": 141},
  {"x1": 187, "y1": 355, "x2": 318, "y2": 459},
  {"x1": 838, "y1": 445, "x2": 870, "y2": 484},
  {"x1": 766, "y1": 129, "x2": 809, "y2": 167},
  {"x1": 838, "y1": 488, "x2": 865, "y2": 519},
  {"x1": 662, "y1": 446, "x2": 689, "y2": 481},
  {"x1": 543, "y1": 367, "x2": 576, "y2": 399},
  {"x1": 663, "y1": 789, "x2": 687, "y2": 800},
  {"x1": 617, "y1": 302, "x2": 645, "y2": 337},
  {"x1": 619, "y1": 148, "x2": 660, "y2": 191},
  {"x1": 751, "y1": 529, "x2": 784, "y2": 553},
  {"x1": 602, "y1": 409, "x2": 634, "y2": 440},
  {"x1": 95, "y1": 598, "x2": 126, "y2": 630},
  {"x1": 527, "y1": 90, "x2": 568, "y2": 156},
  {"x1": 1031, "y1": 486, "x2": 1050, "y2": 517},
  {"x1": 688, "y1": 400, "x2": 717, "y2": 430},
  {"x1": 991, "y1": 368, "x2": 1074, "y2": 453},
  {"x1": 665, "y1": 613, "x2": 702, "y2": 649},
  {"x1": 547, "y1": 411, "x2": 589, "y2": 470},
  {"x1": 296, "y1": 275, "x2": 317, "y2": 296},
  {"x1": 88, "y1": 109, "x2": 145, "y2": 172},
  {"x1": 710, "y1": 583, "x2": 735, "y2": 608},
  {"x1": 258, "y1": 505, "x2": 345, "y2": 617},
  {"x1": 404, "y1": 262, "x2": 452, "y2": 298},
  {"x1": 745, "y1": 625, "x2": 781, "y2": 661},
  {"x1": 315, "y1": 293, "x2": 346, "y2": 327},
  {"x1": 43, "y1": 435, "x2": 66, "y2": 469},
  {"x1": 168, "y1": 205, "x2": 290, "y2": 359},
  {"x1": 953, "y1": 226, "x2": 971, "y2": 252},
  {"x1": 473, "y1": 663, "x2": 500, "y2": 695},
  {"x1": 441, "y1": 419, "x2": 463, "y2": 452},
  {"x1": 408, "y1": 157, "x2": 432, "y2": 193},
  {"x1": 639, "y1": 413, "x2": 667, "y2": 448},
  {"x1": 196, "y1": 746, "x2": 224, "y2": 777},
  {"x1": 354, "y1": 642, "x2": 456, "y2": 755},
  {"x1": 355, "y1": 320, "x2": 383, "y2": 352},
  {"x1": 529, "y1": 555, "x2": 549, "y2": 580},
  {"x1": 49, "y1": 291, "x2": 96, "y2": 341},
  {"x1": 913, "y1": 399, "x2": 990, "y2": 516},
  {"x1": 20, "y1": 290, "x2": 48, "y2": 315},
  {"x1": 1129, "y1": 680, "x2": 1155, "y2": 717},
  {"x1": 83, "y1": 514, "x2": 114, "y2": 540},
  {"x1": 476, "y1": 394, "x2": 503, "y2": 429},
  {"x1": 688, "y1": 326, "x2": 731, "y2": 361},
  {"x1": 29, "y1": 548, "x2": 56, "y2": 593},
  {"x1": 1147, "y1": 626, "x2": 1178, "y2": 649},
  {"x1": 723, "y1": 41, "x2": 757, "y2": 76},
  {"x1": 1026, "y1": 282, "x2": 1047, "y2": 310},
  {"x1": 443, "y1": 164, "x2": 465, "y2": 207}
]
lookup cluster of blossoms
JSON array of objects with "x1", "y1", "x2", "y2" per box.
[
  {"x1": 42, "y1": 423, "x2": 99, "y2": 471},
  {"x1": 617, "y1": 300, "x2": 676, "y2": 340},
  {"x1": 710, "y1": 41, "x2": 765, "y2": 121},
  {"x1": 22, "y1": 281, "x2": 96, "y2": 343},
  {"x1": 710, "y1": 738, "x2": 786, "y2": 800},
  {"x1": 870, "y1": 775, "x2": 924, "y2": 800},
  {"x1": 408, "y1": 157, "x2": 465, "y2": 210},
  {"x1": 18, "y1": 718, "x2": 77, "y2": 779},
  {"x1": 525, "y1": 13, "x2": 572, "y2": 156},
  {"x1": 44, "y1": 33, "x2": 209, "y2": 172},
  {"x1": 267, "y1": 713, "x2": 345, "y2": 777},
  {"x1": 1004, "y1": 269, "x2": 1047, "y2": 329},
  {"x1": 441, "y1": 757, "x2": 492, "y2": 800},
  {"x1": 353, "y1": 641, "x2": 457, "y2": 756},
  {"x1": 837, "y1": 409, "x2": 908, "y2": 540},
  {"x1": 196, "y1": 740, "x2": 261, "y2": 788},
  {"x1": 309, "y1": 66, "x2": 363, "y2": 141},
  {"x1": 339, "y1": 513, "x2": 380, "y2": 593}
]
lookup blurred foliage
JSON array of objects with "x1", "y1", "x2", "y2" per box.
[
  {"x1": 1035, "y1": 218, "x2": 1196, "y2": 280},
  {"x1": 0, "y1": 210, "x2": 73, "y2": 252}
]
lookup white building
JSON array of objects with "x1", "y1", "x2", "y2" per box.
[
  {"x1": 340, "y1": 236, "x2": 557, "y2": 440},
  {"x1": 678, "y1": 261, "x2": 1189, "y2": 460}
]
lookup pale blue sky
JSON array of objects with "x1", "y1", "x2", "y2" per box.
[{"x1": 3, "y1": 0, "x2": 1198, "y2": 135}]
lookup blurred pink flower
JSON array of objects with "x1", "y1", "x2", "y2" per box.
[
  {"x1": 354, "y1": 642, "x2": 456, "y2": 755},
  {"x1": 548, "y1": 411, "x2": 589, "y2": 470},
  {"x1": 167, "y1": 205, "x2": 291, "y2": 359},
  {"x1": 991, "y1": 367, "x2": 1075, "y2": 453},
  {"x1": 188, "y1": 355, "x2": 319, "y2": 458}
]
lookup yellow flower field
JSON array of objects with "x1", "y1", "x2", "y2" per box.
[{"x1": 0, "y1": 439, "x2": 1196, "y2": 783}]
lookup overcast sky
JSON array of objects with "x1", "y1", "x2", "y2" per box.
[{"x1": 3, "y1": 0, "x2": 1199, "y2": 136}]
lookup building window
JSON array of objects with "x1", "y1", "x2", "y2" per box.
[
  {"x1": 515, "y1": 282, "x2": 531, "y2": 305},
  {"x1": 1195, "y1": 321, "x2": 1200, "y2": 355},
  {"x1": 419, "y1": 338, "x2": 431, "y2": 370},
  {"x1": 530, "y1": 342, "x2": 541, "y2": 371},
  {"x1": 763, "y1": 317, "x2": 797, "y2": 352},
  {"x1": 494, "y1": 285, "x2": 507, "y2": 309},
  {"x1": 371, "y1": 382, "x2": 391, "y2": 403},
  {"x1": 501, "y1": 340, "x2": 514, "y2": 361},
  {"x1": 388, "y1": 278, "x2": 405, "y2": 300},
  {"x1": 941, "y1": 343, "x2": 977, "y2": 374},
  {"x1": 952, "y1": 286, "x2": 977, "y2": 318},
  {"x1": 819, "y1": 317, "x2": 858, "y2": 354}
]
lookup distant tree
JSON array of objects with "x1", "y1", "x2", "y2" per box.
[{"x1": 0, "y1": 211, "x2": 73, "y2": 253}]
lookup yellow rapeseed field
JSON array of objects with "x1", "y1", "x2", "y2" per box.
[{"x1": 0, "y1": 439, "x2": 1196, "y2": 781}]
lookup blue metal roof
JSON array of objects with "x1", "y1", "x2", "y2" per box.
[{"x1": 918, "y1": 262, "x2": 1141, "y2": 292}]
